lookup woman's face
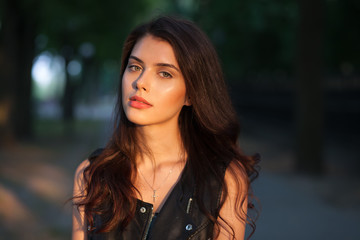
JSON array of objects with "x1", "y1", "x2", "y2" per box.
[{"x1": 122, "y1": 35, "x2": 189, "y2": 127}]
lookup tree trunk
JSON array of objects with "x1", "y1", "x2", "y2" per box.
[
  {"x1": 14, "y1": 9, "x2": 36, "y2": 138},
  {"x1": 0, "y1": 0, "x2": 18, "y2": 144},
  {"x1": 63, "y1": 58, "x2": 75, "y2": 122},
  {"x1": 0, "y1": 0, "x2": 37, "y2": 145},
  {"x1": 61, "y1": 44, "x2": 77, "y2": 136},
  {"x1": 295, "y1": 0, "x2": 325, "y2": 174}
]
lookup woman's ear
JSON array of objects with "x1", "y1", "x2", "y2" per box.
[{"x1": 184, "y1": 96, "x2": 192, "y2": 106}]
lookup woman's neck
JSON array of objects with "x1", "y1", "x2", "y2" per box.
[{"x1": 136, "y1": 123, "x2": 185, "y2": 167}]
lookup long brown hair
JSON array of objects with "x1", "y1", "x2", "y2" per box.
[{"x1": 75, "y1": 16, "x2": 259, "y2": 239}]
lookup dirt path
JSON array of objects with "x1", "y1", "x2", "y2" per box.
[{"x1": 0, "y1": 120, "x2": 109, "y2": 240}]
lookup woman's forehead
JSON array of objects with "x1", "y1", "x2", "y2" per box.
[{"x1": 130, "y1": 35, "x2": 179, "y2": 68}]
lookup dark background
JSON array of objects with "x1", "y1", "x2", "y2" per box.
[{"x1": 0, "y1": 0, "x2": 359, "y2": 239}]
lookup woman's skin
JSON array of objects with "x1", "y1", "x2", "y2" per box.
[
  {"x1": 72, "y1": 35, "x2": 247, "y2": 240},
  {"x1": 122, "y1": 35, "x2": 190, "y2": 212}
]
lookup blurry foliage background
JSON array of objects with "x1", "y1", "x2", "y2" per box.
[{"x1": 0, "y1": 0, "x2": 359, "y2": 239}]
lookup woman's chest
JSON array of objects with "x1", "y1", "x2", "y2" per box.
[
  {"x1": 89, "y1": 187, "x2": 216, "y2": 240},
  {"x1": 134, "y1": 164, "x2": 184, "y2": 213}
]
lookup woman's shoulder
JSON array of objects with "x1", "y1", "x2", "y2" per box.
[
  {"x1": 75, "y1": 159, "x2": 90, "y2": 178},
  {"x1": 74, "y1": 159, "x2": 90, "y2": 193},
  {"x1": 217, "y1": 160, "x2": 249, "y2": 239},
  {"x1": 74, "y1": 148, "x2": 105, "y2": 187},
  {"x1": 74, "y1": 148, "x2": 104, "y2": 182},
  {"x1": 88, "y1": 148, "x2": 104, "y2": 162},
  {"x1": 224, "y1": 159, "x2": 248, "y2": 193}
]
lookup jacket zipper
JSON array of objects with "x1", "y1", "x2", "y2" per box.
[{"x1": 143, "y1": 207, "x2": 153, "y2": 240}]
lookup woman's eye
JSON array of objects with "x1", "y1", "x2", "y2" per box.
[
  {"x1": 160, "y1": 71, "x2": 172, "y2": 78},
  {"x1": 128, "y1": 65, "x2": 141, "y2": 72}
]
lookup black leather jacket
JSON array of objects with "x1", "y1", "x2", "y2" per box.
[{"x1": 87, "y1": 150, "x2": 227, "y2": 240}]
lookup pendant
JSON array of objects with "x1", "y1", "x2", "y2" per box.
[{"x1": 152, "y1": 190, "x2": 158, "y2": 202}]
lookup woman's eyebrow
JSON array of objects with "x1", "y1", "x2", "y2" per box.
[
  {"x1": 129, "y1": 55, "x2": 144, "y2": 64},
  {"x1": 155, "y1": 63, "x2": 180, "y2": 72},
  {"x1": 129, "y1": 55, "x2": 180, "y2": 73}
]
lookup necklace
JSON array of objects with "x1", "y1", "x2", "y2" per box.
[{"x1": 138, "y1": 163, "x2": 177, "y2": 203}]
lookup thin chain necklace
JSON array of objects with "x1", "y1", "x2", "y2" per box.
[{"x1": 138, "y1": 163, "x2": 178, "y2": 203}]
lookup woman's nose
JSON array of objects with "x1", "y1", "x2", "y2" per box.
[{"x1": 135, "y1": 71, "x2": 149, "y2": 92}]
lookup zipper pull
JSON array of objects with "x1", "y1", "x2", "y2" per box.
[{"x1": 186, "y1": 198, "x2": 193, "y2": 214}]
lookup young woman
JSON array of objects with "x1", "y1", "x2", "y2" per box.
[{"x1": 72, "y1": 16, "x2": 259, "y2": 240}]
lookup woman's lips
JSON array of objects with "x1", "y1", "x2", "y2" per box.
[{"x1": 129, "y1": 96, "x2": 152, "y2": 109}]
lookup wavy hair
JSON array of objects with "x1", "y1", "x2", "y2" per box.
[{"x1": 74, "y1": 16, "x2": 259, "y2": 239}]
